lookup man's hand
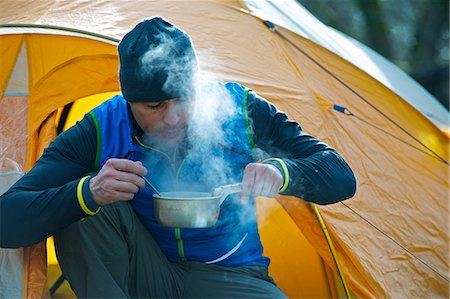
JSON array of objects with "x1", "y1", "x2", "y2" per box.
[
  {"x1": 89, "y1": 158, "x2": 147, "y2": 205},
  {"x1": 240, "y1": 163, "x2": 283, "y2": 203}
]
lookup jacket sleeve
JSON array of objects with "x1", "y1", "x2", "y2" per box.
[
  {"x1": 0, "y1": 114, "x2": 100, "y2": 248},
  {"x1": 247, "y1": 91, "x2": 357, "y2": 205}
]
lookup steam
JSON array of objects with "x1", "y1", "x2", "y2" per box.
[
  {"x1": 137, "y1": 32, "x2": 261, "y2": 230},
  {"x1": 182, "y1": 83, "x2": 238, "y2": 190},
  {"x1": 140, "y1": 29, "x2": 198, "y2": 99},
  {"x1": 188, "y1": 83, "x2": 236, "y2": 145}
]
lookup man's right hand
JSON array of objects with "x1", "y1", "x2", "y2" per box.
[{"x1": 89, "y1": 158, "x2": 147, "y2": 205}]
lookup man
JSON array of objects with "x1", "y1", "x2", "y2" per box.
[{"x1": 0, "y1": 17, "x2": 356, "y2": 298}]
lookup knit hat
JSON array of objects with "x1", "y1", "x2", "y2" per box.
[{"x1": 118, "y1": 17, "x2": 198, "y2": 102}]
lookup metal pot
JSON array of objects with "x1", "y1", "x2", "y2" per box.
[{"x1": 153, "y1": 183, "x2": 242, "y2": 228}]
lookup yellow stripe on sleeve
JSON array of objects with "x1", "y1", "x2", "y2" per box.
[
  {"x1": 77, "y1": 176, "x2": 100, "y2": 216},
  {"x1": 263, "y1": 158, "x2": 290, "y2": 193}
]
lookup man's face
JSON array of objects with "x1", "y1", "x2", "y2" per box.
[{"x1": 129, "y1": 99, "x2": 190, "y2": 149}]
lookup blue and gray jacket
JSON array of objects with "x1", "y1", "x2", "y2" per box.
[{"x1": 90, "y1": 82, "x2": 269, "y2": 267}]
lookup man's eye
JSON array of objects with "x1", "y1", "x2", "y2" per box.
[{"x1": 147, "y1": 103, "x2": 163, "y2": 110}]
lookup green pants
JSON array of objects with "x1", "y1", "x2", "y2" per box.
[{"x1": 55, "y1": 201, "x2": 287, "y2": 298}]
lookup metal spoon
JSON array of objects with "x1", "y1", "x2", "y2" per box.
[{"x1": 141, "y1": 175, "x2": 161, "y2": 196}]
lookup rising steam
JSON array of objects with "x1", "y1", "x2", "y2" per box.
[{"x1": 140, "y1": 29, "x2": 198, "y2": 100}]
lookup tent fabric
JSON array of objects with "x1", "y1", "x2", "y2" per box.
[
  {"x1": 245, "y1": 0, "x2": 449, "y2": 134},
  {"x1": 0, "y1": 161, "x2": 24, "y2": 299},
  {"x1": 0, "y1": 0, "x2": 448, "y2": 298},
  {"x1": 0, "y1": 246, "x2": 24, "y2": 298},
  {"x1": 0, "y1": 96, "x2": 27, "y2": 168},
  {"x1": 0, "y1": 35, "x2": 23, "y2": 96}
]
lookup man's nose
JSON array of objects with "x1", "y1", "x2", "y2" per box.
[{"x1": 163, "y1": 101, "x2": 181, "y2": 126}]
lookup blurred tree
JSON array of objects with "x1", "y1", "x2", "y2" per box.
[{"x1": 297, "y1": 0, "x2": 449, "y2": 110}]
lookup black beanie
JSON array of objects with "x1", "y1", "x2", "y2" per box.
[{"x1": 118, "y1": 17, "x2": 198, "y2": 102}]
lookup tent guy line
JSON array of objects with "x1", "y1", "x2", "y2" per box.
[
  {"x1": 340, "y1": 202, "x2": 450, "y2": 282},
  {"x1": 255, "y1": 13, "x2": 449, "y2": 281},
  {"x1": 261, "y1": 20, "x2": 449, "y2": 166},
  {"x1": 333, "y1": 105, "x2": 448, "y2": 165}
]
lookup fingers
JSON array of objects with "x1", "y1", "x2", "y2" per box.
[
  {"x1": 241, "y1": 163, "x2": 283, "y2": 203},
  {"x1": 241, "y1": 164, "x2": 256, "y2": 204},
  {"x1": 89, "y1": 158, "x2": 148, "y2": 205},
  {"x1": 99, "y1": 177, "x2": 141, "y2": 194},
  {"x1": 108, "y1": 158, "x2": 147, "y2": 177},
  {"x1": 106, "y1": 159, "x2": 147, "y2": 186},
  {"x1": 89, "y1": 180, "x2": 137, "y2": 202}
]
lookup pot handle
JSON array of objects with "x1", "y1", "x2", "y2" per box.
[{"x1": 212, "y1": 183, "x2": 243, "y2": 205}]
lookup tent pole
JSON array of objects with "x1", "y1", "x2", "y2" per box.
[{"x1": 311, "y1": 203, "x2": 352, "y2": 299}]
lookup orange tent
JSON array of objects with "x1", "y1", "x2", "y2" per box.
[{"x1": 0, "y1": 1, "x2": 448, "y2": 298}]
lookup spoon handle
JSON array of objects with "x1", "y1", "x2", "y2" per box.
[{"x1": 142, "y1": 176, "x2": 161, "y2": 196}]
